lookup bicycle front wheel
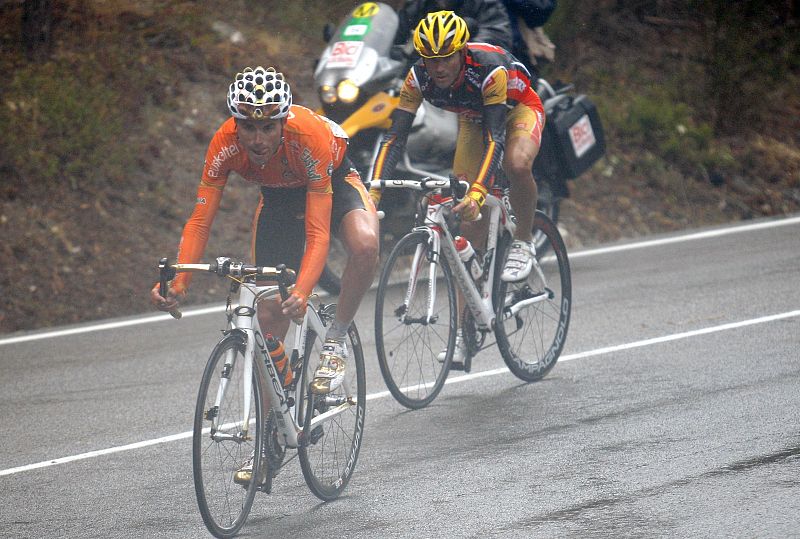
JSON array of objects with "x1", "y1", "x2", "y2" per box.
[
  {"x1": 375, "y1": 230, "x2": 457, "y2": 409},
  {"x1": 193, "y1": 334, "x2": 264, "y2": 538},
  {"x1": 496, "y1": 211, "x2": 572, "y2": 382},
  {"x1": 298, "y1": 317, "x2": 366, "y2": 501}
]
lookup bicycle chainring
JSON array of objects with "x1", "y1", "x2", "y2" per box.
[
  {"x1": 461, "y1": 308, "x2": 485, "y2": 358},
  {"x1": 258, "y1": 410, "x2": 286, "y2": 493}
]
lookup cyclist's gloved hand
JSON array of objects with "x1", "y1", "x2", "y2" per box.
[
  {"x1": 368, "y1": 186, "x2": 382, "y2": 209},
  {"x1": 150, "y1": 281, "x2": 186, "y2": 312},
  {"x1": 281, "y1": 289, "x2": 308, "y2": 320},
  {"x1": 453, "y1": 183, "x2": 487, "y2": 221}
]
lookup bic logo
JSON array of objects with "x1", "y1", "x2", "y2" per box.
[{"x1": 353, "y1": 2, "x2": 379, "y2": 18}]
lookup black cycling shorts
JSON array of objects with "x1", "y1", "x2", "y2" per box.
[{"x1": 253, "y1": 156, "x2": 368, "y2": 271}]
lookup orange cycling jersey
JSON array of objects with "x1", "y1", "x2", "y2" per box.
[{"x1": 174, "y1": 105, "x2": 348, "y2": 297}]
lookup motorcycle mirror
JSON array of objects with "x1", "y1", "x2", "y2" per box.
[{"x1": 322, "y1": 22, "x2": 335, "y2": 42}]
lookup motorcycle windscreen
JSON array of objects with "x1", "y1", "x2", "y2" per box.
[{"x1": 314, "y1": 2, "x2": 398, "y2": 86}]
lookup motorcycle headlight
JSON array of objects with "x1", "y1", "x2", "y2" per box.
[
  {"x1": 320, "y1": 85, "x2": 337, "y2": 104},
  {"x1": 337, "y1": 80, "x2": 360, "y2": 104}
]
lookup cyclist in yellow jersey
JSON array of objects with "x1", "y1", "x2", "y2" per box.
[
  {"x1": 369, "y1": 11, "x2": 545, "y2": 362},
  {"x1": 370, "y1": 11, "x2": 544, "y2": 278}
]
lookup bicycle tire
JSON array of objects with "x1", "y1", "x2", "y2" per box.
[
  {"x1": 193, "y1": 334, "x2": 265, "y2": 538},
  {"x1": 298, "y1": 316, "x2": 366, "y2": 501},
  {"x1": 495, "y1": 210, "x2": 572, "y2": 382},
  {"x1": 534, "y1": 180, "x2": 560, "y2": 256},
  {"x1": 375, "y1": 230, "x2": 457, "y2": 409}
]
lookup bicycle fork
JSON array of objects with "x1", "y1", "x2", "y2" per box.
[{"x1": 400, "y1": 229, "x2": 442, "y2": 325}]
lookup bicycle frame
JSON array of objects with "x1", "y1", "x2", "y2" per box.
[
  {"x1": 410, "y1": 191, "x2": 515, "y2": 331},
  {"x1": 211, "y1": 282, "x2": 355, "y2": 450}
]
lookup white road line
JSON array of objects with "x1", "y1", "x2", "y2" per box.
[
  {"x1": 569, "y1": 215, "x2": 800, "y2": 259},
  {"x1": 437, "y1": 309, "x2": 800, "y2": 386},
  {"x1": 2, "y1": 309, "x2": 798, "y2": 478},
  {"x1": 0, "y1": 305, "x2": 228, "y2": 347},
  {"x1": 1, "y1": 215, "x2": 798, "y2": 347}
]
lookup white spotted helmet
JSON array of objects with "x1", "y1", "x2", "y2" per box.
[{"x1": 227, "y1": 66, "x2": 292, "y2": 120}]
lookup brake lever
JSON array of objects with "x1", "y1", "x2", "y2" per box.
[{"x1": 157, "y1": 258, "x2": 182, "y2": 319}]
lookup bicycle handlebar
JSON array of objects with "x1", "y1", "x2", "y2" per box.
[
  {"x1": 368, "y1": 176, "x2": 470, "y2": 199},
  {"x1": 157, "y1": 257, "x2": 297, "y2": 319}
]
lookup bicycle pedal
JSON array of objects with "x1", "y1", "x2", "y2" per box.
[
  {"x1": 256, "y1": 469, "x2": 273, "y2": 494},
  {"x1": 307, "y1": 425, "x2": 324, "y2": 445}
]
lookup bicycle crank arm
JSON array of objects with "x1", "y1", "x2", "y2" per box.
[
  {"x1": 307, "y1": 400, "x2": 357, "y2": 431},
  {"x1": 505, "y1": 289, "x2": 553, "y2": 317},
  {"x1": 401, "y1": 315, "x2": 435, "y2": 325},
  {"x1": 210, "y1": 432, "x2": 248, "y2": 443}
]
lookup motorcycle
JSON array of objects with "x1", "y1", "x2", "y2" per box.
[{"x1": 313, "y1": 2, "x2": 605, "y2": 295}]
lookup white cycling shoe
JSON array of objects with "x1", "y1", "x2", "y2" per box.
[
  {"x1": 437, "y1": 332, "x2": 466, "y2": 364},
  {"x1": 501, "y1": 240, "x2": 536, "y2": 282},
  {"x1": 310, "y1": 339, "x2": 347, "y2": 395}
]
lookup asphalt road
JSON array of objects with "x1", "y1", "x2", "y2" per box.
[{"x1": 2, "y1": 215, "x2": 799, "y2": 538}]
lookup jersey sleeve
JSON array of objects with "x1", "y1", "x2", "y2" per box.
[
  {"x1": 371, "y1": 69, "x2": 420, "y2": 181},
  {"x1": 173, "y1": 185, "x2": 223, "y2": 293},
  {"x1": 200, "y1": 121, "x2": 240, "y2": 189},
  {"x1": 293, "y1": 190, "x2": 332, "y2": 298},
  {"x1": 287, "y1": 114, "x2": 340, "y2": 296},
  {"x1": 398, "y1": 69, "x2": 424, "y2": 112},
  {"x1": 482, "y1": 66, "x2": 509, "y2": 107},
  {"x1": 172, "y1": 128, "x2": 234, "y2": 292}
]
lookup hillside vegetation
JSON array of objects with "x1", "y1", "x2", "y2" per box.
[{"x1": 1, "y1": 0, "x2": 798, "y2": 333}]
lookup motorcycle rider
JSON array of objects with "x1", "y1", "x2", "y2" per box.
[
  {"x1": 502, "y1": 0, "x2": 557, "y2": 78},
  {"x1": 369, "y1": 11, "x2": 545, "y2": 360},
  {"x1": 151, "y1": 66, "x2": 379, "y2": 399},
  {"x1": 394, "y1": 0, "x2": 513, "y2": 54}
]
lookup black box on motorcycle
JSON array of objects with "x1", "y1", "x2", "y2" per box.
[{"x1": 534, "y1": 94, "x2": 605, "y2": 181}]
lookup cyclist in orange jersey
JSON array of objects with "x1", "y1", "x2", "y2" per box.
[
  {"x1": 151, "y1": 66, "x2": 379, "y2": 396},
  {"x1": 369, "y1": 11, "x2": 545, "y2": 362}
]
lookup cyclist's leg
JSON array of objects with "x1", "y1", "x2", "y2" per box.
[
  {"x1": 329, "y1": 164, "x2": 379, "y2": 335},
  {"x1": 453, "y1": 116, "x2": 492, "y2": 251},
  {"x1": 312, "y1": 163, "x2": 379, "y2": 394},
  {"x1": 504, "y1": 104, "x2": 543, "y2": 243},
  {"x1": 501, "y1": 104, "x2": 544, "y2": 281},
  {"x1": 252, "y1": 186, "x2": 307, "y2": 340},
  {"x1": 452, "y1": 117, "x2": 490, "y2": 344}
]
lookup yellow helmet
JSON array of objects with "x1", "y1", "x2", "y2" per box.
[{"x1": 413, "y1": 10, "x2": 470, "y2": 58}]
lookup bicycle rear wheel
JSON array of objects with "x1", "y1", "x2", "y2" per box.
[
  {"x1": 495, "y1": 211, "x2": 572, "y2": 382},
  {"x1": 193, "y1": 334, "x2": 264, "y2": 538},
  {"x1": 375, "y1": 230, "x2": 457, "y2": 409},
  {"x1": 298, "y1": 316, "x2": 366, "y2": 501}
]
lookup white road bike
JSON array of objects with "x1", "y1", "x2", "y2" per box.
[
  {"x1": 372, "y1": 178, "x2": 571, "y2": 409},
  {"x1": 158, "y1": 257, "x2": 365, "y2": 538}
]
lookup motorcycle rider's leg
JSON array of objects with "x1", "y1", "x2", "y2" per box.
[{"x1": 334, "y1": 208, "x2": 380, "y2": 329}]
